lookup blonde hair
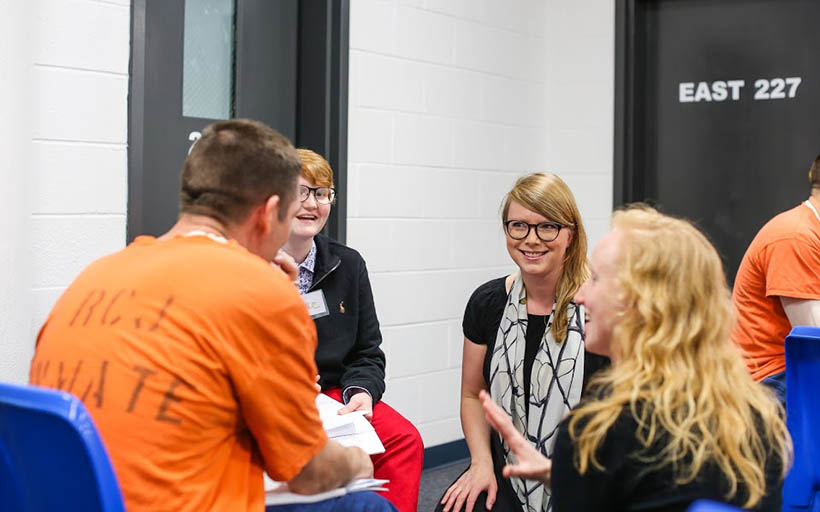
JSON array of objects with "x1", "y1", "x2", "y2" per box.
[
  {"x1": 502, "y1": 172, "x2": 588, "y2": 342},
  {"x1": 569, "y1": 205, "x2": 791, "y2": 508},
  {"x1": 297, "y1": 148, "x2": 334, "y2": 188}
]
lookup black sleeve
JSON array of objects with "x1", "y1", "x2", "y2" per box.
[
  {"x1": 551, "y1": 412, "x2": 634, "y2": 512},
  {"x1": 463, "y1": 277, "x2": 507, "y2": 345},
  {"x1": 339, "y1": 257, "x2": 386, "y2": 403}
]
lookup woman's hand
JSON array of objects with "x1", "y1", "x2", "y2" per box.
[
  {"x1": 440, "y1": 460, "x2": 497, "y2": 512},
  {"x1": 479, "y1": 390, "x2": 552, "y2": 485}
]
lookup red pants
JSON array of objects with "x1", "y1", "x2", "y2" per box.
[{"x1": 324, "y1": 389, "x2": 424, "y2": 512}]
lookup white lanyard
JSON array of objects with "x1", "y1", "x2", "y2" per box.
[
  {"x1": 182, "y1": 230, "x2": 228, "y2": 244},
  {"x1": 804, "y1": 200, "x2": 820, "y2": 224}
]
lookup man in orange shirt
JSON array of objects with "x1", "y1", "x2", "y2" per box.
[
  {"x1": 732, "y1": 154, "x2": 820, "y2": 405},
  {"x1": 29, "y1": 119, "x2": 395, "y2": 512}
]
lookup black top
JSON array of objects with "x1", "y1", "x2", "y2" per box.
[
  {"x1": 462, "y1": 277, "x2": 610, "y2": 402},
  {"x1": 452, "y1": 276, "x2": 610, "y2": 512},
  {"x1": 551, "y1": 406, "x2": 784, "y2": 512},
  {"x1": 311, "y1": 234, "x2": 386, "y2": 403}
]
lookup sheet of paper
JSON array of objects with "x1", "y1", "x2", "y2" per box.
[
  {"x1": 264, "y1": 478, "x2": 389, "y2": 506},
  {"x1": 321, "y1": 409, "x2": 366, "y2": 437},
  {"x1": 315, "y1": 393, "x2": 385, "y2": 455},
  {"x1": 332, "y1": 428, "x2": 385, "y2": 454},
  {"x1": 315, "y1": 392, "x2": 346, "y2": 416}
]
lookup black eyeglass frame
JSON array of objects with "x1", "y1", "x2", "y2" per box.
[
  {"x1": 503, "y1": 220, "x2": 569, "y2": 242},
  {"x1": 299, "y1": 184, "x2": 337, "y2": 205}
]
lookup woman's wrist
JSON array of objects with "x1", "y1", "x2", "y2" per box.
[{"x1": 469, "y1": 455, "x2": 493, "y2": 468}]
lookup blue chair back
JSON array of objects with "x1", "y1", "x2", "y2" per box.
[
  {"x1": 687, "y1": 499, "x2": 743, "y2": 511},
  {"x1": 784, "y1": 326, "x2": 820, "y2": 512},
  {"x1": 0, "y1": 381, "x2": 125, "y2": 512}
]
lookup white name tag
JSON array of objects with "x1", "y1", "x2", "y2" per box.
[{"x1": 302, "y1": 290, "x2": 329, "y2": 319}]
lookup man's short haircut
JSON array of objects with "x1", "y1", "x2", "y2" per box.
[
  {"x1": 180, "y1": 119, "x2": 302, "y2": 225},
  {"x1": 810, "y1": 153, "x2": 820, "y2": 190},
  {"x1": 297, "y1": 148, "x2": 334, "y2": 188}
]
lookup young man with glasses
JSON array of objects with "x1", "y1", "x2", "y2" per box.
[{"x1": 282, "y1": 149, "x2": 424, "y2": 512}]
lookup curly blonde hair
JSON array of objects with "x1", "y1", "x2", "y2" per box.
[
  {"x1": 569, "y1": 205, "x2": 791, "y2": 508},
  {"x1": 502, "y1": 172, "x2": 588, "y2": 342}
]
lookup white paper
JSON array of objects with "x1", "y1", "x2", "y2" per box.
[
  {"x1": 315, "y1": 393, "x2": 385, "y2": 455},
  {"x1": 261, "y1": 394, "x2": 388, "y2": 506},
  {"x1": 264, "y1": 478, "x2": 389, "y2": 506}
]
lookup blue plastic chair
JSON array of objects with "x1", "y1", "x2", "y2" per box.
[
  {"x1": 784, "y1": 326, "x2": 820, "y2": 512},
  {"x1": 0, "y1": 381, "x2": 125, "y2": 511},
  {"x1": 687, "y1": 499, "x2": 743, "y2": 511}
]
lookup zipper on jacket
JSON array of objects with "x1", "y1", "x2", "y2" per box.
[{"x1": 309, "y1": 258, "x2": 341, "y2": 292}]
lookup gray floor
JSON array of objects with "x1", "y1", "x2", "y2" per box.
[{"x1": 417, "y1": 459, "x2": 469, "y2": 512}]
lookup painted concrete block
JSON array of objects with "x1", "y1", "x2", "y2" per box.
[
  {"x1": 30, "y1": 215, "x2": 126, "y2": 288},
  {"x1": 33, "y1": 0, "x2": 130, "y2": 74},
  {"x1": 30, "y1": 141, "x2": 127, "y2": 214},
  {"x1": 33, "y1": 67, "x2": 127, "y2": 143}
]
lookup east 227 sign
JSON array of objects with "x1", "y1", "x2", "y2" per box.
[{"x1": 678, "y1": 77, "x2": 802, "y2": 103}]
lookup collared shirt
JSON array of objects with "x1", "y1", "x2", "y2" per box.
[{"x1": 296, "y1": 241, "x2": 317, "y2": 295}]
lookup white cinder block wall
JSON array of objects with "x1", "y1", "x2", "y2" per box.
[
  {"x1": 347, "y1": 0, "x2": 615, "y2": 448},
  {"x1": 0, "y1": 1, "x2": 33, "y2": 385},
  {"x1": 544, "y1": 1, "x2": 615, "y2": 252},
  {"x1": 0, "y1": 0, "x2": 614, "y2": 454},
  {"x1": 0, "y1": 0, "x2": 130, "y2": 384}
]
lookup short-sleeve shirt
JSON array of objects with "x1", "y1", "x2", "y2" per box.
[
  {"x1": 463, "y1": 277, "x2": 609, "y2": 404},
  {"x1": 732, "y1": 203, "x2": 820, "y2": 381},
  {"x1": 30, "y1": 235, "x2": 326, "y2": 512}
]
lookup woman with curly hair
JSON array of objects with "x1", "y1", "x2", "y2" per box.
[{"x1": 480, "y1": 206, "x2": 791, "y2": 511}]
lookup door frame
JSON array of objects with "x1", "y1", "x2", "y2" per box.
[
  {"x1": 613, "y1": 0, "x2": 641, "y2": 208},
  {"x1": 127, "y1": 0, "x2": 350, "y2": 243}
]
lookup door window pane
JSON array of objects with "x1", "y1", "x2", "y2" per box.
[{"x1": 182, "y1": 0, "x2": 235, "y2": 119}]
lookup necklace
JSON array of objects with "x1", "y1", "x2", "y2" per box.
[
  {"x1": 183, "y1": 229, "x2": 228, "y2": 244},
  {"x1": 804, "y1": 200, "x2": 820, "y2": 223}
]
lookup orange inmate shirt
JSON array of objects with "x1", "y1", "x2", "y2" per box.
[
  {"x1": 30, "y1": 235, "x2": 327, "y2": 512},
  {"x1": 732, "y1": 203, "x2": 820, "y2": 381}
]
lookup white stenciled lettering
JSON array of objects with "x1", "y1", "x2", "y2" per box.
[
  {"x1": 726, "y1": 80, "x2": 745, "y2": 100},
  {"x1": 694, "y1": 82, "x2": 712, "y2": 102},
  {"x1": 678, "y1": 80, "x2": 745, "y2": 103},
  {"x1": 679, "y1": 82, "x2": 695, "y2": 103},
  {"x1": 679, "y1": 77, "x2": 802, "y2": 104},
  {"x1": 769, "y1": 78, "x2": 786, "y2": 99},
  {"x1": 710, "y1": 80, "x2": 727, "y2": 101},
  {"x1": 755, "y1": 77, "x2": 802, "y2": 101},
  {"x1": 754, "y1": 79, "x2": 769, "y2": 100},
  {"x1": 786, "y1": 77, "x2": 802, "y2": 97}
]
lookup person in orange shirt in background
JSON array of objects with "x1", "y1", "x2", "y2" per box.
[
  {"x1": 732, "y1": 154, "x2": 820, "y2": 406},
  {"x1": 29, "y1": 119, "x2": 395, "y2": 512}
]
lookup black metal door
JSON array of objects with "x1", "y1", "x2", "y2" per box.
[
  {"x1": 616, "y1": 0, "x2": 820, "y2": 282},
  {"x1": 128, "y1": 0, "x2": 349, "y2": 242}
]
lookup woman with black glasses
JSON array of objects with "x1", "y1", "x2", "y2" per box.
[
  {"x1": 282, "y1": 149, "x2": 423, "y2": 512},
  {"x1": 438, "y1": 173, "x2": 608, "y2": 512}
]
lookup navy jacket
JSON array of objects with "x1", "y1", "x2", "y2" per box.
[{"x1": 311, "y1": 234, "x2": 386, "y2": 403}]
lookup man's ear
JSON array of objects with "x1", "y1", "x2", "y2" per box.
[{"x1": 257, "y1": 195, "x2": 281, "y2": 235}]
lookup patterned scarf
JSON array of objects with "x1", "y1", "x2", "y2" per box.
[{"x1": 489, "y1": 274, "x2": 585, "y2": 512}]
